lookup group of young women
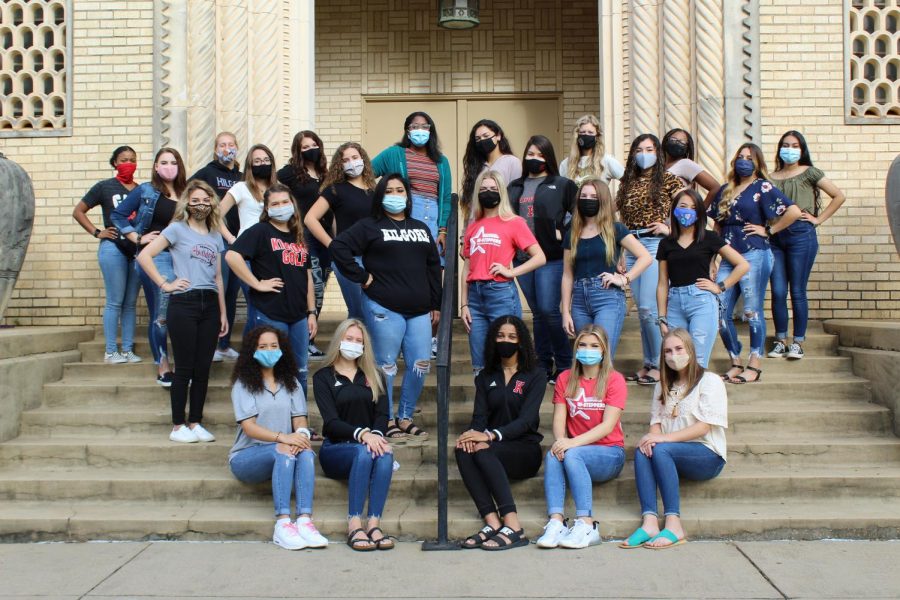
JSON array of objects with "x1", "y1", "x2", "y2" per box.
[{"x1": 74, "y1": 109, "x2": 844, "y2": 549}]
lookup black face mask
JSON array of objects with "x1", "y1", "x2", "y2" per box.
[
  {"x1": 300, "y1": 148, "x2": 321, "y2": 164},
  {"x1": 523, "y1": 158, "x2": 546, "y2": 175},
  {"x1": 478, "y1": 190, "x2": 501, "y2": 209},
  {"x1": 664, "y1": 139, "x2": 688, "y2": 160},
  {"x1": 251, "y1": 164, "x2": 272, "y2": 180},
  {"x1": 578, "y1": 197, "x2": 600, "y2": 217},
  {"x1": 495, "y1": 341, "x2": 518, "y2": 359},
  {"x1": 475, "y1": 137, "x2": 497, "y2": 156},
  {"x1": 577, "y1": 134, "x2": 597, "y2": 150}
]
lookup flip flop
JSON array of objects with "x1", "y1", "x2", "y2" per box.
[
  {"x1": 618, "y1": 527, "x2": 653, "y2": 549},
  {"x1": 645, "y1": 528, "x2": 686, "y2": 549}
]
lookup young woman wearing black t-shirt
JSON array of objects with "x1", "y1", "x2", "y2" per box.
[
  {"x1": 304, "y1": 142, "x2": 377, "y2": 320},
  {"x1": 656, "y1": 190, "x2": 749, "y2": 367},
  {"x1": 455, "y1": 315, "x2": 545, "y2": 551},
  {"x1": 73, "y1": 146, "x2": 141, "y2": 364},
  {"x1": 226, "y1": 183, "x2": 317, "y2": 393},
  {"x1": 314, "y1": 319, "x2": 395, "y2": 551}
]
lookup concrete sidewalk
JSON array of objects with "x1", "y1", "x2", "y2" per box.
[{"x1": 1, "y1": 540, "x2": 899, "y2": 599}]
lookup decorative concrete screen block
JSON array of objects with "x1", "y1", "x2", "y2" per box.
[
  {"x1": 845, "y1": 0, "x2": 900, "y2": 122},
  {"x1": 0, "y1": 0, "x2": 72, "y2": 137},
  {"x1": 0, "y1": 153, "x2": 36, "y2": 321}
]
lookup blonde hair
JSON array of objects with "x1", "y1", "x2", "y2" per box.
[
  {"x1": 568, "y1": 176, "x2": 617, "y2": 268},
  {"x1": 322, "y1": 319, "x2": 384, "y2": 401},
  {"x1": 564, "y1": 325, "x2": 613, "y2": 399},
  {"x1": 657, "y1": 328, "x2": 705, "y2": 405},
  {"x1": 716, "y1": 143, "x2": 769, "y2": 221},
  {"x1": 565, "y1": 115, "x2": 606, "y2": 181},
  {"x1": 470, "y1": 170, "x2": 515, "y2": 221},
  {"x1": 172, "y1": 180, "x2": 222, "y2": 231}
]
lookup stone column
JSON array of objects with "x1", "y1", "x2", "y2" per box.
[
  {"x1": 629, "y1": 0, "x2": 661, "y2": 136},
  {"x1": 694, "y1": 0, "x2": 727, "y2": 180},
  {"x1": 186, "y1": 0, "x2": 217, "y2": 174},
  {"x1": 661, "y1": 0, "x2": 693, "y2": 134},
  {"x1": 597, "y1": 0, "x2": 625, "y2": 161},
  {"x1": 287, "y1": 0, "x2": 316, "y2": 144},
  {"x1": 216, "y1": 1, "x2": 250, "y2": 149},
  {"x1": 153, "y1": 0, "x2": 189, "y2": 154},
  {"x1": 249, "y1": 0, "x2": 282, "y2": 156}
]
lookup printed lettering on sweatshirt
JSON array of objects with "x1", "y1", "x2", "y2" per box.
[
  {"x1": 380, "y1": 228, "x2": 431, "y2": 243},
  {"x1": 270, "y1": 238, "x2": 309, "y2": 267}
]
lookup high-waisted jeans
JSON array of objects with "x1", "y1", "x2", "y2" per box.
[
  {"x1": 625, "y1": 235, "x2": 662, "y2": 369},
  {"x1": 230, "y1": 443, "x2": 316, "y2": 517},
  {"x1": 634, "y1": 442, "x2": 725, "y2": 517},
  {"x1": 717, "y1": 248, "x2": 773, "y2": 358},
  {"x1": 666, "y1": 285, "x2": 720, "y2": 368},
  {"x1": 332, "y1": 256, "x2": 365, "y2": 321},
  {"x1": 570, "y1": 277, "x2": 627, "y2": 359},
  {"x1": 466, "y1": 280, "x2": 522, "y2": 372},
  {"x1": 516, "y1": 259, "x2": 570, "y2": 373},
  {"x1": 319, "y1": 440, "x2": 393, "y2": 519},
  {"x1": 98, "y1": 240, "x2": 141, "y2": 354},
  {"x1": 770, "y1": 223, "x2": 818, "y2": 342}
]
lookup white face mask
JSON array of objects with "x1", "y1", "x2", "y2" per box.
[
  {"x1": 343, "y1": 159, "x2": 365, "y2": 178},
  {"x1": 665, "y1": 352, "x2": 691, "y2": 371},
  {"x1": 339, "y1": 341, "x2": 364, "y2": 360}
]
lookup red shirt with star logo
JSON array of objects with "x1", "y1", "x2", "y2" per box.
[
  {"x1": 552, "y1": 369, "x2": 627, "y2": 447},
  {"x1": 462, "y1": 215, "x2": 537, "y2": 282}
]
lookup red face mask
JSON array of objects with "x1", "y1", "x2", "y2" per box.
[{"x1": 115, "y1": 162, "x2": 137, "y2": 184}]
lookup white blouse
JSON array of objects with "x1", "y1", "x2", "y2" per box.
[{"x1": 650, "y1": 371, "x2": 728, "y2": 460}]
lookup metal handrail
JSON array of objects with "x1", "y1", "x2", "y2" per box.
[{"x1": 421, "y1": 193, "x2": 461, "y2": 551}]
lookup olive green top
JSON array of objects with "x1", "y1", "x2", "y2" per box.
[{"x1": 771, "y1": 166, "x2": 824, "y2": 215}]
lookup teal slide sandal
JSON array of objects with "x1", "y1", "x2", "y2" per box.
[
  {"x1": 618, "y1": 527, "x2": 653, "y2": 549},
  {"x1": 645, "y1": 528, "x2": 686, "y2": 549}
]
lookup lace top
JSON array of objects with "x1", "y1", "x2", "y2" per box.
[{"x1": 650, "y1": 371, "x2": 728, "y2": 459}]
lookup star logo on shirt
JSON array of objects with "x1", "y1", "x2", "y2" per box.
[
  {"x1": 567, "y1": 387, "x2": 591, "y2": 421},
  {"x1": 468, "y1": 226, "x2": 502, "y2": 255}
]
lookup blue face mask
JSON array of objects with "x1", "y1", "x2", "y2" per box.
[
  {"x1": 575, "y1": 348, "x2": 603, "y2": 366},
  {"x1": 635, "y1": 152, "x2": 657, "y2": 170},
  {"x1": 408, "y1": 130, "x2": 430, "y2": 147},
  {"x1": 267, "y1": 203, "x2": 295, "y2": 222},
  {"x1": 253, "y1": 349, "x2": 282, "y2": 368},
  {"x1": 779, "y1": 147, "x2": 801, "y2": 165},
  {"x1": 383, "y1": 194, "x2": 407, "y2": 214},
  {"x1": 673, "y1": 207, "x2": 697, "y2": 227},
  {"x1": 735, "y1": 158, "x2": 755, "y2": 178}
]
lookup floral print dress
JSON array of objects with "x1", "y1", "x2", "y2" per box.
[{"x1": 707, "y1": 179, "x2": 794, "y2": 254}]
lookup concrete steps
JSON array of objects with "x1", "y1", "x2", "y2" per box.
[{"x1": 1, "y1": 318, "x2": 898, "y2": 542}]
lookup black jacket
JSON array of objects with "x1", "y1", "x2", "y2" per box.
[
  {"x1": 469, "y1": 368, "x2": 545, "y2": 444},
  {"x1": 507, "y1": 174, "x2": 577, "y2": 261},
  {"x1": 313, "y1": 366, "x2": 389, "y2": 442}
]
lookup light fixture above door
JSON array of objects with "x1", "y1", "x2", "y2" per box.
[{"x1": 438, "y1": 0, "x2": 480, "y2": 29}]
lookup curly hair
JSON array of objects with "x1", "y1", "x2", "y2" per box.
[
  {"x1": 482, "y1": 315, "x2": 537, "y2": 374},
  {"x1": 320, "y1": 142, "x2": 377, "y2": 192},
  {"x1": 230, "y1": 326, "x2": 300, "y2": 395}
]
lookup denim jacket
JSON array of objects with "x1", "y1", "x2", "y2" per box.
[{"x1": 110, "y1": 182, "x2": 162, "y2": 237}]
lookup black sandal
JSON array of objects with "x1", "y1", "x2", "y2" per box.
[
  {"x1": 730, "y1": 365, "x2": 762, "y2": 384},
  {"x1": 461, "y1": 525, "x2": 496, "y2": 549},
  {"x1": 346, "y1": 528, "x2": 376, "y2": 551},
  {"x1": 398, "y1": 420, "x2": 428, "y2": 440},
  {"x1": 385, "y1": 422, "x2": 406, "y2": 439},
  {"x1": 722, "y1": 362, "x2": 744, "y2": 382},
  {"x1": 636, "y1": 374, "x2": 660, "y2": 386},
  {"x1": 366, "y1": 526, "x2": 395, "y2": 550},
  {"x1": 481, "y1": 526, "x2": 529, "y2": 551}
]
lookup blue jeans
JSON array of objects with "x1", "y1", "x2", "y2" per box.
[
  {"x1": 319, "y1": 440, "x2": 393, "y2": 519},
  {"x1": 634, "y1": 442, "x2": 725, "y2": 517},
  {"x1": 237, "y1": 259, "x2": 257, "y2": 338},
  {"x1": 230, "y1": 444, "x2": 316, "y2": 517},
  {"x1": 515, "y1": 259, "x2": 570, "y2": 373},
  {"x1": 570, "y1": 278, "x2": 627, "y2": 359},
  {"x1": 332, "y1": 257, "x2": 365, "y2": 320},
  {"x1": 98, "y1": 240, "x2": 141, "y2": 354},
  {"x1": 717, "y1": 248, "x2": 773, "y2": 358},
  {"x1": 255, "y1": 311, "x2": 309, "y2": 394},
  {"x1": 625, "y1": 235, "x2": 662, "y2": 369},
  {"x1": 363, "y1": 296, "x2": 431, "y2": 421},
  {"x1": 411, "y1": 193, "x2": 444, "y2": 267},
  {"x1": 306, "y1": 230, "x2": 332, "y2": 317},
  {"x1": 138, "y1": 250, "x2": 174, "y2": 364},
  {"x1": 218, "y1": 244, "x2": 242, "y2": 350},
  {"x1": 666, "y1": 285, "x2": 720, "y2": 368},
  {"x1": 467, "y1": 280, "x2": 522, "y2": 372},
  {"x1": 770, "y1": 224, "x2": 818, "y2": 342},
  {"x1": 544, "y1": 445, "x2": 625, "y2": 518}
]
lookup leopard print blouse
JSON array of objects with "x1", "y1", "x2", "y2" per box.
[{"x1": 616, "y1": 171, "x2": 683, "y2": 229}]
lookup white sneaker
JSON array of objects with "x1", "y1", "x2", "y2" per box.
[
  {"x1": 103, "y1": 352, "x2": 128, "y2": 364},
  {"x1": 558, "y1": 519, "x2": 601, "y2": 549},
  {"x1": 189, "y1": 424, "x2": 216, "y2": 442},
  {"x1": 308, "y1": 344, "x2": 325, "y2": 361},
  {"x1": 122, "y1": 351, "x2": 142, "y2": 363},
  {"x1": 536, "y1": 518, "x2": 569, "y2": 548},
  {"x1": 272, "y1": 520, "x2": 307, "y2": 550},
  {"x1": 212, "y1": 349, "x2": 225, "y2": 362},
  {"x1": 295, "y1": 518, "x2": 329, "y2": 548},
  {"x1": 169, "y1": 425, "x2": 198, "y2": 443},
  {"x1": 222, "y1": 347, "x2": 240, "y2": 360}
]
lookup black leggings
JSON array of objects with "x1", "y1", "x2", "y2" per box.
[
  {"x1": 167, "y1": 290, "x2": 220, "y2": 425},
  {"x1": 454, "y1": 439, "x2": 542, "y2": 518}
]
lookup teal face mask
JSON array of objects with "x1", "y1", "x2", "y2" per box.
[
  {"x1": 575, "y1": 348, "x2": 603, "y2": 366},
  {"x1": 779, "y1": 147, "x2": 801, "y2": 165},
  {"x1": 408, "y1": 130, "x2": 430, "y2": 146},
  {"x1": 383, "y1": 194, "x2": 407, "y2": 214},
  {"x1": 253, "y1": 349, "x2": 282, "y2": 368}
]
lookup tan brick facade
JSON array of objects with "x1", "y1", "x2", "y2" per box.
[{"x1": 1, "y1": 0, "x2": 898, "y2": 326}]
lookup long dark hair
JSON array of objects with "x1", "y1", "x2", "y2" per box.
[
  {"x1": 370, "y1": 172, "x2": 412, "y2": 219},
  {"x1": 242, "y1": 143, "x2": 278, "y2": 201},
  {"x1": 619, "y1": 134, "x2": 665, "y2": 205},
  {"x1": 668, "y1": 189, "x2": 707, "y2": 243},
  {"x1": 522, "y1": 135, "x2": 560, "y2": 177},
  {"x1": 483, "y1": 315, "x2": 537, "y2": 374},
  {"x1": 150, "y1": 147, "x2": 187, "y2": 198},
  {"x1": 461, "y1": 119, "x2": 515, "y2": 207},
  {"x1": 260, "y1": 182, "x2": 304, "y2": 246},
  {"x1": 661, "y1": 128, "x2": 696, "y2": 162},
  {"x1": 397, "y1": 111, "x2": 443, "y2": 164},
  {"x1": 716, "y1": 143, "x2": 769, "y2": 220},
  {"x1": 775, "y1": 129, "x2": 820, "y2": 214},
  {"x1": 109, "y1": 145, "x2": 136, "y2": 167},
  {"x1": 231, "y1": 326, "x2": 300, "y2": 394},
  {"x1": 288, "y1": 130, "x2": 327, "y2": 184}
]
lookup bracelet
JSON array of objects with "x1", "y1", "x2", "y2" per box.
[
  {"x1": 92, "y1": 228, "x2": 101, "y2": 238},
  {"x1": 460, "y1": 304, "x2": 468, "y2": 308},
  {"x1": 274, "y1": 432, "x2": 281, "y2": 443},
  {"x1": 657, "y1": 316, "x2": 668, "y2": 326},
  {"x1": 295, "y1": 427, "x2": 311, "y2": 438},
  {"x1": 622, "y1": 273, "x2": 631, "y2": 285},
  {"x1": 307, "y1": 310, "x2": 317, "y2": 316}
]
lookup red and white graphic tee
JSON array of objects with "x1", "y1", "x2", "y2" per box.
[
  {"x1": 462, "y1": 215, "x2": 537, "y2": 282},
  {"x1": 552, "y1": 369, "x2": 627, "y2": 447}
]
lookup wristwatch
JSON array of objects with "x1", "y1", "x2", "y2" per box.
[
  {"x1": 718, "y1": 281, "x2": 727, "y2": 293},
  {"x1": 92, "y1": 228, "x2": 101, "y2": 238},
  {"x1": 764, "y1": 224, "x2": 772, "y2": 237}
]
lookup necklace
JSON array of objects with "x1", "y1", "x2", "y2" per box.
[
  {"x1": 668, "y1": 382, "x2": 687, "y2": 417},
  {"x1": 387, "y1": 216, "x2": 407, "y2": 233}
]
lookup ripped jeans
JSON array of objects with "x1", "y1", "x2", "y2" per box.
[
  {"x1": 230, "y1": 443, "x2": 316, "y2": 518},
  {"x1": 137, "y1": 250, "x2": 174, "y2": 364},
  {"x1": 716, "y1": 248, "x2": 773, "y2": 359},
  {"x1": 625, "y1": 235, "x2": 662, "y2": 369},
  {"x1": 362, "y1": 296, "x2": 432, "y2": 421}
]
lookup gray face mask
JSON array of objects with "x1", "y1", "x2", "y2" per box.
[{"x1": 343, "y1": 159, "x2": 365, "y2": 178}]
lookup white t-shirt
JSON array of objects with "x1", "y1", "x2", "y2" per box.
[
  {"x1": 481, "y1": 154, "x2": 523, "y2": 188},
  {"x1": 228, "y1": 181, "x2": 265, "y2": 237},
  {"x1": 650, "y1": 371, "x2": 728, "y2": 460},
  {"x1": 667, "y1": 158, "x2": 705, "y2": 188},
  {"x1": 559, "y1": 153, "x2": 625, "y2": 185}
]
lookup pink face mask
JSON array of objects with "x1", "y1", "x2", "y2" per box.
[{"x1": 156, "y1": 163, "x2": 179, "y2": 181}]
